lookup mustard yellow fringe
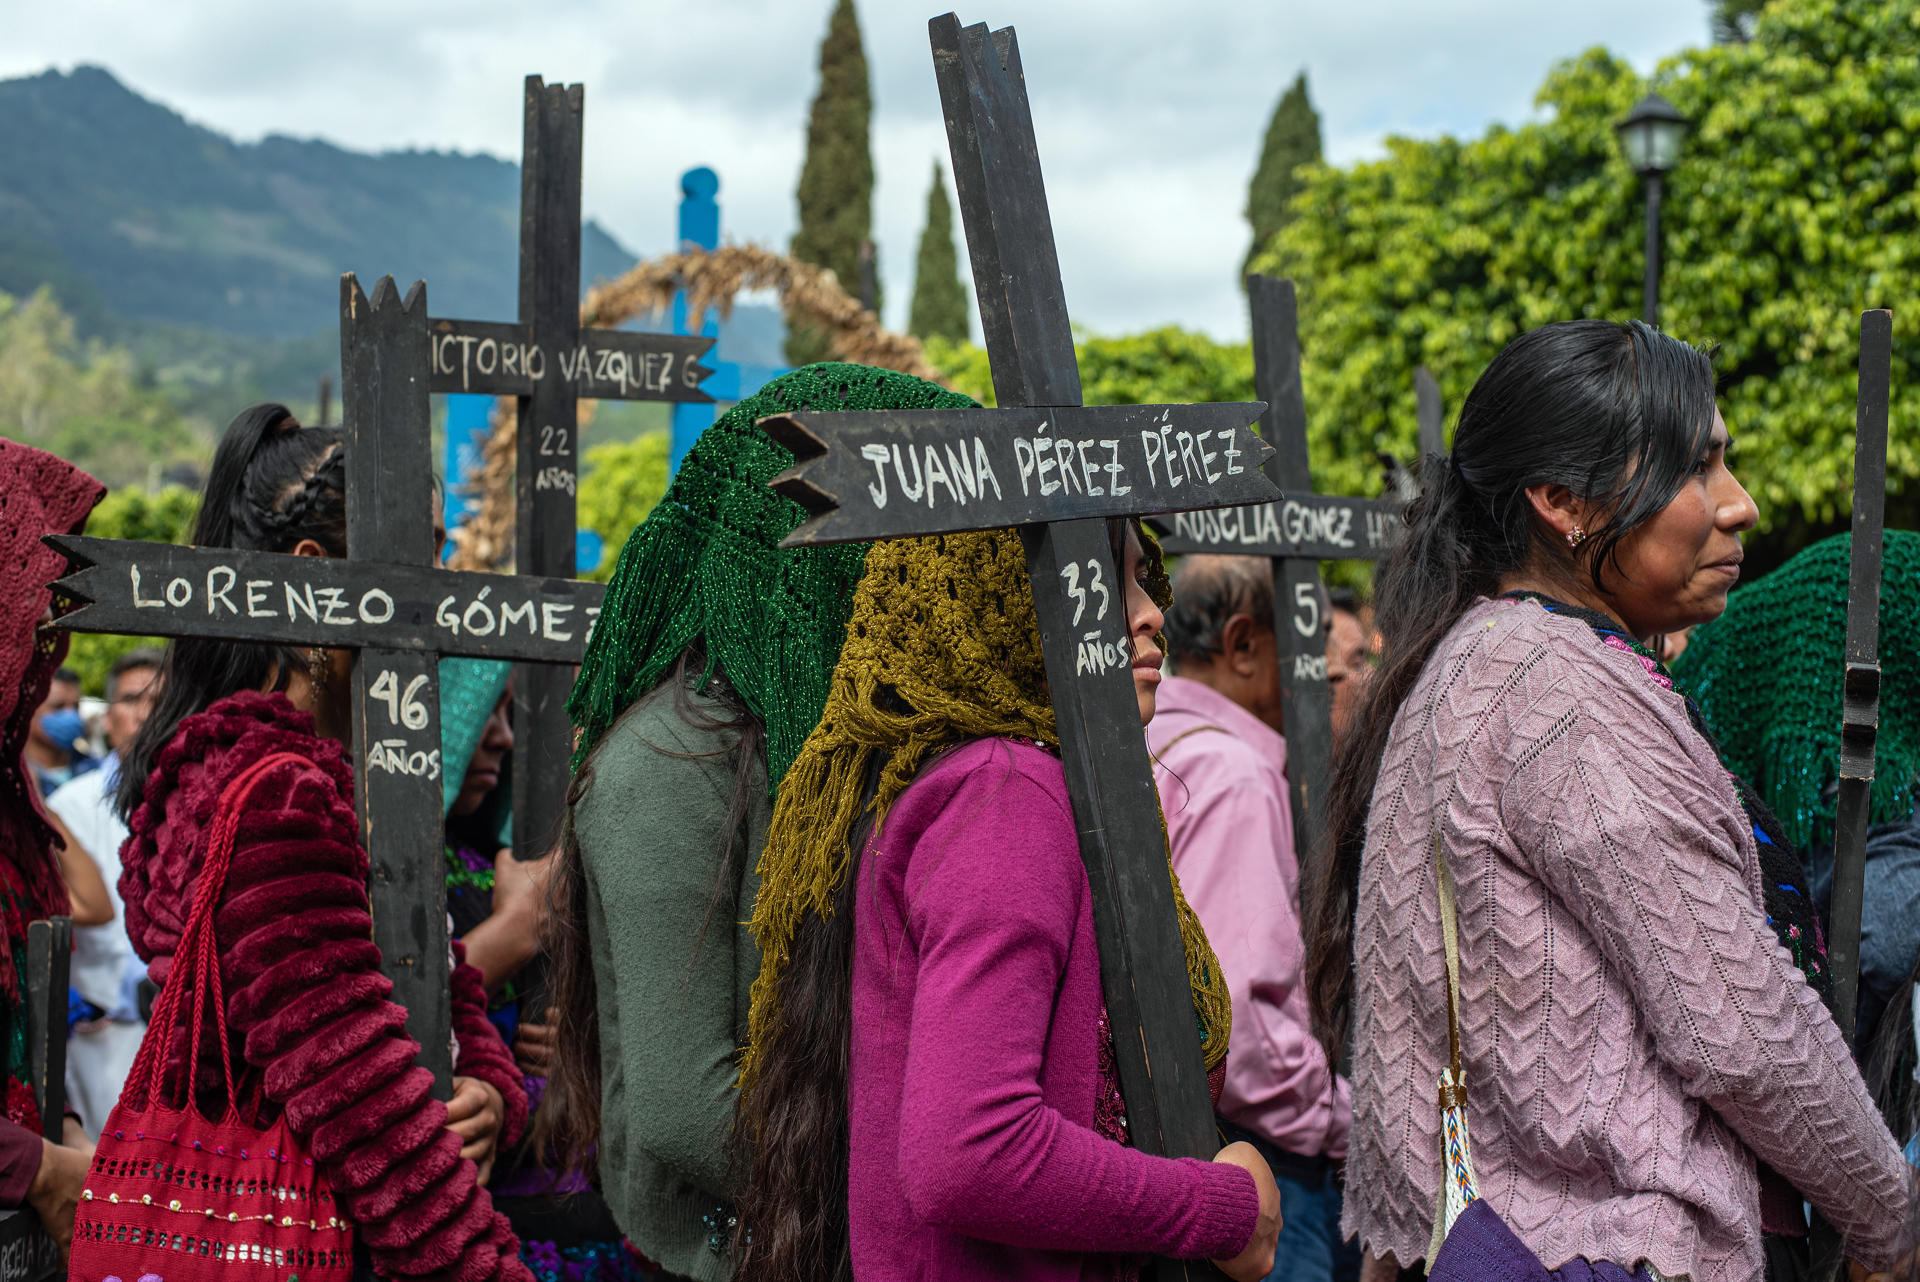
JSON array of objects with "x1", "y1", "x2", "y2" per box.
[{"x1": 741, "y1": 525, "x2": 1231, "y2": 1093}]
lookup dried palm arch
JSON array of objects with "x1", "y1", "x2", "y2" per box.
[{"x1": 447, "y1": 244, "x2": 946, "y2": 572}]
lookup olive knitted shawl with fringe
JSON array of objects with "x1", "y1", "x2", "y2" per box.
[
  {"x1": 566, "y1": 363, "x2": 979, "y2": 790},
  {"x1": 741, "y1": 524, "x2": 1233, "y2": 1091}
]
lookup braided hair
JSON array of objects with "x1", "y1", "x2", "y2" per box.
[{"x1": 115, "y1": 404, "x2": 347, "y2": 818}]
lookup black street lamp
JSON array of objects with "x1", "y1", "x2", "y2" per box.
[{"x1": 1615, "y1": 92, "x2": 1689, "y2": 329}]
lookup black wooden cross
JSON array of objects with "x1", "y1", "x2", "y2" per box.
[
  {"x1": 431, "y1": 76, "x2": 716, "y2": 864},
  {"x1": 1154, "y1": 275, "x2": 1405, "y2": 871},
  {"x1": 1826, "y1": 308, "x2": 1891, "y2": 1044},
  {"x1": 48, "y1": 276, "x2": 610, "y2": 1095},
  {"x1": 765, "y1": 19, "x2": 1279, "y2": 1277},
  {"x1": 0, "y1": 917, "x2": 72, "y2": 1279}
]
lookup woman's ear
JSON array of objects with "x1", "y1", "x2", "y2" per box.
[
  {"x1": 290, "y1": 537, "x2": 330, "y2": 559},
  {"x1": 1520, "y1": 484, "x2": 1598, "y2": 545}
]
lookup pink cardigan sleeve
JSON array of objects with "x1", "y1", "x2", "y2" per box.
[
  {"x1": 894, "y1": 759, "x2": 1258, "y2": 1261},
  {"x1": 1512, "y1": 711, "x2": 1911, "y2": 1269}
]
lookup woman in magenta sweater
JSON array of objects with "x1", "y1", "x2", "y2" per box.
[
  {"x1": 1304, "y1": 321, "x2": 1911, "y2": 1282},
  {"x1": 733, "y1": 523, "x2": 1280, "y2": 1282},
  {"x1": 113, "y1": 405, "x2": 532, "y2": 1282}
]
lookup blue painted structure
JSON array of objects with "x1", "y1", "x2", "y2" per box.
[
  {"x1": 668, "y1": 167, "x2": 787, "y2": 474},
  {"x1": 442, "y1": 393, "x2": 493, "y2": 560},
  {"x1": 442, "y1": 391, "x2": 602, "y2": 573}
]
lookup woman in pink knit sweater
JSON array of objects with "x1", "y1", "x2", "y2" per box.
[{"x1": 1304, "y1": 320, "x2": 1911, "y2": 1282}]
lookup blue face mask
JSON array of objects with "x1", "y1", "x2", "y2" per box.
[{"x1": 37, "y1": 707, "x2": 87, "y2": 755}]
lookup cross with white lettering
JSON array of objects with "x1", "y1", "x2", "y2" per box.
[
  {"x1": 48, "y1": 275, "x2": 611, "y2": 1095},
  {"x1": 432, "y1": 76, "x2": 717, "y2": 866},
  {"x1": 763, "y1": 21, "x2": 1281, "y2": 1279},
  {"x1": 1155, "y1": 275, "x2": 1408, "y2": 873}
]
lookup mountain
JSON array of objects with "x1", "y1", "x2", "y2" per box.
[{"x1": 0, "y1": 65, "x2": 638, "y2": 339}]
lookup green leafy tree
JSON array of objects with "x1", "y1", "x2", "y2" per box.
[
  {"x1": 0, "y1": 286, "x2": 205, "y2": 489},
  {"x1": 62, "y1": 484, "x2": 199, "y2": 693},
  {"x1": 924, "y1": 328, "x2": 1253, "y2": 410},
  {"x1": 577, "y1": 432, "x2": 670, "y2": 583},
  {"x1": 1253, "y1": 0, "x2": 1920, "y2": 571},
  {"x1": 909, "y1": 164, "x2": 970, "y2": 344},
  {"x1": 1710, "y1": 0, "x2": 1766, "y2": 42},
  {"x1": 788, "y1": 0, "x2": 875, "y2": 364},
  {"x1": 1244, "y1": 72, "x2": 1323, "y2": 283}
]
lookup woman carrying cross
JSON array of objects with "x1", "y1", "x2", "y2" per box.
[
  {"x1": 1305, "y1": 320, "x2": 1911, "y2": 1282},
  {"x1": 539, "y1": 363, "x2": 984, "y2": 1281},
  {"x1": 99, "y1": 405, "x2": 532, "y2": 1281},
  {"x1": 731, "y1": 520, "x2": 1281, "y2": 1282}
]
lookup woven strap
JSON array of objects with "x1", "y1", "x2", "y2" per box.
[
  {"x1": 1436, "y1": 830, "x2": 1465, "y2": 1090},
  {"x1": 126, "y1": 751, "x2": 314, "y2": 1114},
  {"x1": 1427, "y1": 828, "x2": 1481, "y2": 1263}
]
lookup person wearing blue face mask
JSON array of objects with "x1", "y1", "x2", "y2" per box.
[{"x1": 26, "y1": 667, "x2": 94, "y2": 797}]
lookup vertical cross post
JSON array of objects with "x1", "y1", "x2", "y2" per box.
[
  {"x1": 342, "y1": 274, "x2": 453, "y2": 1093},
  {"x1": 929, "y1": 21, "x2": 1235, "y2": 1272},
  {"x1": 1250, "y1": 277, "x2": 1335, "y2": 869},
  {"x1": 513, "y1": 76, "x2": 584, "y2": 867},
  {"x1": 1827, "y1": 307, "x2": 1891, "y2": 1042}
]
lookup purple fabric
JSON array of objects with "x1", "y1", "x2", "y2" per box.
[
  {"x1": 849, "y1": 738, "x2": 1259, "y2": 1281},
  {"x1": 1346, "y1": 598, "x2": 1907, "y2": 1281},
  {"x1": 1429, "y1": 1202, "x2": 1652, "y2": 1282},
  {"x1": 0, "y1": 1116, "x2": 39, "y2": 1206}
]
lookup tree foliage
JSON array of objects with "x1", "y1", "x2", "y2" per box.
[
  {"x1": 924, "y1": 329, "x2": 1254, "y2": 410},
  {"x1": 909, "y1": 163, "x2": 971, "y2": 344},
  {"x1": 62, "y1": 484, "x2": 199, "y2": 694},
  {"x1": 0, "y1": 286, "x2": 207, "y2": 490},
  {"x1": 1253, "y1": 0, "x2": 1920, "y2": 569},
  {"x1": 576, "y1": 432, "x2": 670, "y2": 583},
  {"x1": 788, "y1": 0, "x2": 875, "y2": 365},
  {"x1": 1244, "y1": 72, "x2": 1323, "y2": 283}
]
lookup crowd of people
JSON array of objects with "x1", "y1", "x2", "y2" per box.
[{"x1": 1, "y1": 320, "x2": 1916, "y2": 1282}]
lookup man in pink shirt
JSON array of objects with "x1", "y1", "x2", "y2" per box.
[{"x1": 1151, "y1": 556, "x2": 1356, "y2": 1282}]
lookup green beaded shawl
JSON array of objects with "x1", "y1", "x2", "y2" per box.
[
  {"x1": 1675, "y1": 529, "x2": 1920, "y2": 853},
  {"x1": 567, "y1": 362, "x2": 979, "y2": 790}
]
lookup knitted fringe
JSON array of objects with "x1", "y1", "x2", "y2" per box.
[{"x1": 740, "y1": 526, "x2": 1230, "y2": 1093}]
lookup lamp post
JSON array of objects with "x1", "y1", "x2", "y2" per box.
[{"x1": 1614, "y1": 92, "x2": 1688, "y2": 329}]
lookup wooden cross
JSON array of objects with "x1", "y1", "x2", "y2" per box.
[
  {"x1": 1826, "y1": 308, "x2": 1891, "y2": 1043},
  {"x1": 1154, "y1": 275, "x2": 1406, "y2": 870},
  {"x1": 764, "y1": 19, "x2": 1279, "y2": 1277},
  {"x1": 48, "y1": 275, "x2": 610, "y2": 1095},
  {"x1": 0, "y1": 917, "x2": 72, "y2": 1279},
  {"x1": 429, "y1": 76, "x2": 716, "y2": 864}
]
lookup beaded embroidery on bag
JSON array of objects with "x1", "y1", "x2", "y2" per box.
[{"x1": 69, "y1": 752, "x2": 353, "y2": 1280}]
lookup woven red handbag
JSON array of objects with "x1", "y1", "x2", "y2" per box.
[{"x1": 70, "y1": 751, "x2": 355, "y2": 1280}]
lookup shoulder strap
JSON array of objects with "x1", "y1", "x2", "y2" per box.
[
  {"x1": 128, "y1": 750, "x2": 315, "y2": 1112},
  {"x1": 1434, "y1": 829, "x2": 1465, "y2": 1088}
]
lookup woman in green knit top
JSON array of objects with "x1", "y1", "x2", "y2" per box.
[{"x1": 540, "y1": 364, "x2": 979, "y2": 1280}]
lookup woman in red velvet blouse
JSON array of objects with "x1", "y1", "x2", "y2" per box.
[{"x1": 113, "y1": 405, "x2": 533, "y2": 1282}]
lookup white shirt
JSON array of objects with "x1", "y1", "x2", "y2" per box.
[{"x1": 46, "y1": 758, "x2": 139, "y2": 1016}]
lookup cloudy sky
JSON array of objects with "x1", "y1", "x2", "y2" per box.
[{"x1": 4, "y1": 0, "x2": 1709, "y2": 341}]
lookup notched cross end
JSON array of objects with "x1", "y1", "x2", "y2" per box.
[
  {"x1": 759, "y1": 414, "x2": 837, "y2": 523},
  {"x1": 39, "y1": 533, "x2": 100, "y2": 618}
]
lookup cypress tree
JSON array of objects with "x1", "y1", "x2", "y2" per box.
[
  {"x1": 788, "y1": 0, "x2": 875, "y2": 364},
  {"x1": 908, "y1": 163, "x2": 970, "y2": 344},
  {"x1": 1243, "y1": 71, "x2": 1323, "y2": 283}
]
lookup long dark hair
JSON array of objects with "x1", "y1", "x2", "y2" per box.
[
  {"x1": 535, "y1": 647, "x2": 766, "y2": 1177},
  {"x1": 1302, "y1": 319, "x2": 1717, "y2": 1062},
  {"x1": 115, "y1": 404, "x2": 346, "y2": 819}
]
